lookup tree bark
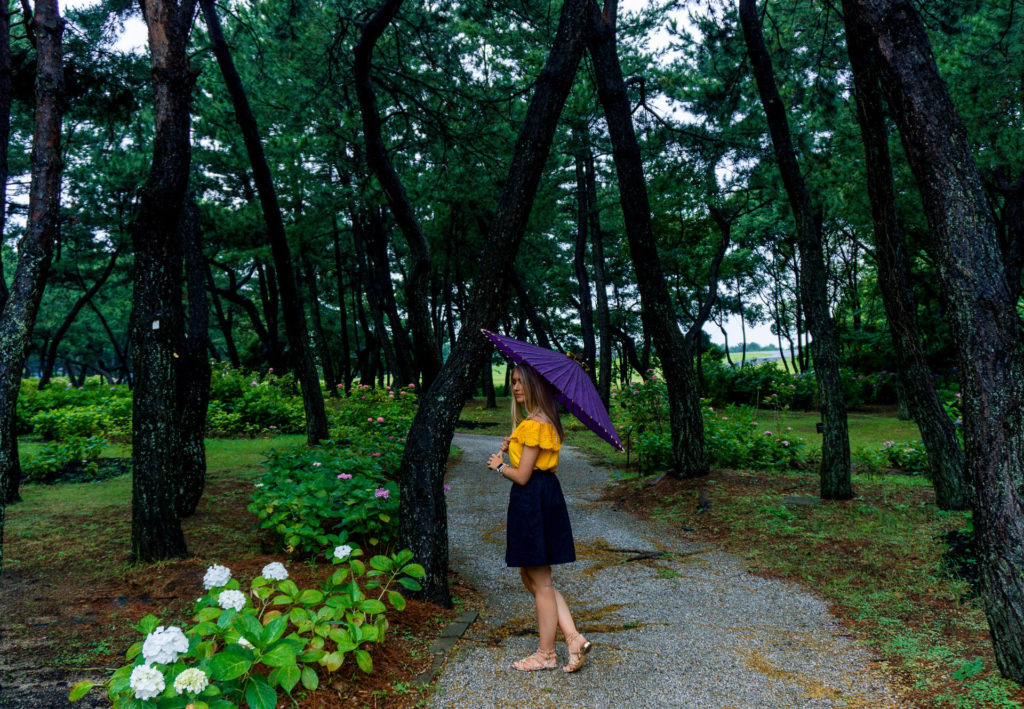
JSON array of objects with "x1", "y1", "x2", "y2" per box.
[
  {"x1": 739, "y1": 0, "x2": 851, "y2": 498},
  {"x1": 175, "y1": 196, "x2": 210, "y2": 518},
  {"x1": 39, "y1": 243, "x2": 123, "y2": 388},
  {"x1": 332, "y1": 222, "x2": 352, "y2": 394},
  {"x1": 351, "y1": 210, "x2": 400, "y2": 383},
  {"x1": 303, "y1": 254, "x2": 338, "y2": 397},
  {"x1": 364, "y1": 210, "x2": 417, "y2": 385},
  {"x1": 574, "y1": 147, "x2": 597, "y2": 378},
  {"x1": 586, "y1": 0, "x2": 708, "y2": 478},
  {"x1": 0, "y1": 0, "x2": 11, "y2": 307},
  {"x1": 584, "y1": 143, "x2": 612, "y2": 405},
  {"x1": 130, "y1": 0, "x2": 194, "y2": 562},
  {"x1": 205, "y1": 262, "x2": 240, "y2": 367},
  {"x1": 199, "y1": 0, "x2": 328, "y2": 443},
  {"x1": 843, "y1": 11, "x2": 968, "y2": 510},
  {"x1": 396, "y1": 0, "x2": 590, "y2": 605},
  {"x1": 844, "y1": 0, "x2": 1024, "y2": 680},
  {"x1": 354, "y1": 0, "x2": 442, "y2": 390},
  {"x1": 0, "y1": 0, "x2": 63, "y2": 522}
]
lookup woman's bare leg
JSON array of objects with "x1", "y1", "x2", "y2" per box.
[
  {"x1": 520, "y1": 567, "x2": 579, "y2": 641},
  {"x1": 524, "y1": 566, "x2": 558, "y2": 651}
]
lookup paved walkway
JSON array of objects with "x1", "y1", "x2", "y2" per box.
[{"x1": 429, "y1": 433, "x2": 905, "y2": 709}]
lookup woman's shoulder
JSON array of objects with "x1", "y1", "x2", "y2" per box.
[{"x1": 512, "y1": 417, "x2": 561, "y2": 450}]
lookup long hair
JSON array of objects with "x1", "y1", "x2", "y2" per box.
[{"x1": 510, "y1": 363, "x2": 564, "y2": 443}]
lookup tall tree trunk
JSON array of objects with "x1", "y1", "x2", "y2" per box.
[
  {"x1": 199, "y1": 0, "x2": 327, "y2": 443},
  {"x1": 844, "y1": 0, "x2": 1024, "y2": 680},
  {"x1": 352, "y1": 210, "x2": 400, "y2": 383},
  {"x1": 365, "y1": 210, "x2": 417, "y2": 385},
  {"x1": 39, "y1": 243, "x2": 123, "y2": 388},
  {"x1": 0, "y1": 0, "x2": 63, "y2": 525},
  {"x1": 586, "y1": 0, "x2": 708, "y2": 478},
  {"x1": 0, "y1": 0, "x2": 11, "y2": 308},
  {"x1": 843, "y1": 12, "x2": 968, "y2": 510},
  {"x1": 88, "y1": 300, "x2": 129, "y2": 383},
  {"x1": 354, "y1": 0, "x2": 442, "y2": 390},
  {"x1": 131, "y1": 0, "x2": 193, "y2": 562},
  {"x1": 574, "y1": 147, "x2": 597, "y2": 378},
  {"x1": 584, "y1": 143, "x2": 612, "y2": 405},
  {"x1": 175, "y1": 196, "x2": 210, "y2": 518},
  {"x1": 739, "y1": 0, "x2": 851, "y2": 498},
  {"x1": 256, "y1": 263, "x2": 282, "y2": 367},
  {"x1": 303, "y1": 255, "x2": 338, "y2": 397},
  {"x1": 332, "y1": 220, "x2": 351, "y2": 394},
  {"x1": 205, "y1": 263, "x2": 240, "y2": 367},
  {"x1": 396, "y1": 0, "x2": 590, "y2": 605}
]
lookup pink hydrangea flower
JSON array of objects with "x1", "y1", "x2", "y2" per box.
[
  {"x1": 376, "y1": 417, "x2": 384, "y2": 423},
  {"x1": 374, "y1": 488, "x2": 389, "y2": 499},
  {"x1": 337, "y1": 473, "x2": 353, "y2": 480}
]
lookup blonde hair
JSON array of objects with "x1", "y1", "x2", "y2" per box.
[{"x1": 510, "y1": 364, "x2": 564, "y2": 442}]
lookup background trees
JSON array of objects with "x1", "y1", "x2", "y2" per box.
[{"x1": 1, "y1": 0, "x2": 1023, "y2": 682}]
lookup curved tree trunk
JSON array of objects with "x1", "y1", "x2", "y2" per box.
[
  {"x1": 586, "y1": 0, "x2": 709, "y2": 478},
  {"x1": 397, "y1": 0, "x2": 591, "y2": 605},
  {"x1": 844, "y1": 0, "x2": 1024, "y2": 681},
  {"x1": 0, "y1": 0, "x2": 64, "y2": 527},
  {"x1": 739, "y1": 0, "x2": 851, "y2": 499},
  {"x1": 843, "y1": 11, "x2": 968, "y2": 511},
  {"x1": 130, "y1": 0, "x2": 194, "y2": 562},
  {"x1": 354, "y1": 0, "x2": 442, "y2": 390},
  {"x1": 199, "y1": 0, "x2": 328, "y2": 444},
  {"x1": 39, "y1": 243, "x2": 123, "y2": 388},
  {"x1": 585, "y1": 143, "x2": 612, "y2": 405}
]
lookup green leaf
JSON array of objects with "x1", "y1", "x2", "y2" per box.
[
  {"x1": 359, "y1": 599, "x2": 386, "y2": 614},
  {"x1": 272, "y1": 594, "x2": 293, "y2": 605},
  {"x1": 208, "y1": 644, "x2": 254, "y2": 681},
  {"x1": 137, "y1": 614, "x2": 160, "y2": 634},
  {"x1": 211, "y1": 701, "x2": 236, "y2": 709},
  {"x1": 68, "y1": 680, "x2": 96, "y2": 701},
  {"x1": 369, "y1": 555, "x2": 393, "y2": 572},
  {"x1": 260, "y1": 641, "x2": 297, "y2": 668},
  {"x1": 387, "y1": 590, "x2": 406, "y2": 611},
  {"x1": 402, "y1": 563, "x2": 426, "y2": 578},
  {"x1": 279, "y1": 579, "x2": 300, "y2": 597},
  {"x1": 298, "y1": 648, "x2": 325, "y2": 663},
  {"x1": 261, "y1": 615, "x2": 288, "y2": 646},
  {"x1": 235, "y1": 614, "x2": 265, "y2": 648},
  {"x1": 195, "y1": 607, "x2": 222, "y2": 623},
  {"x1": 355, "y1": 649, "x2": 373, "y2": 674},
  {"x1": 217, "y1": 608, "x2": 238, "y2": 629},
  {"x1": 297, "y1": 589, "x2": 324, "y2": 605},
  {"x1": 397, "y1": 577, "x2": 421, "y2": 591},
  {"x1": 289, "y1": 607, "x2": 309, "y2": 624},
  {"x1": 323, "y1": 651, "x2": 344, "y2": 672},
  {"x1": 301, "y1": 666, "x2": 319, "y2": 691},
  {"x1": 277, "y1": 664, "x2": 301, "y2": 693},
  {"x1": 350, "y1": 559, "x2": 366, "y2": 577},
  {"x1": 125, "y1": 641, "x2": 143, "y2": 661},
  {"x1": 244, "y1": 674, "x2": 278, "y2": 709}
]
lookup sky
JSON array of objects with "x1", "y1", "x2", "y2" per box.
[{"x1": 59, "y1": 0, "x2": 778, "y2": 347}]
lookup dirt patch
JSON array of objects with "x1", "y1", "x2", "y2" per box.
[{"x1": 0, "y1": 470, "x2": 467, "y2": 708}]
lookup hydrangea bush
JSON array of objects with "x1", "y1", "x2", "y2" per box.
[
  {"x1": 250, "y1": 386, "x2": 416, "y2": 556},
  {"x1": 70, "y1": 545, "x2": 425, "y2": 708}
]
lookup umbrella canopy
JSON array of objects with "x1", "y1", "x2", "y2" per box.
[{"x1": 482, "y1": 329, "x2": 624, "y2": 451}]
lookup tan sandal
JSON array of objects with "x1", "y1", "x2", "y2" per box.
[
  {"x1": 513, "y1": 648, "x2": 557, "y2": 671},
  {"x1": 562, "y1": 632, "x2": 591, "y2": 673}
]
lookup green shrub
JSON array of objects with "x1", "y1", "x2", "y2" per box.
[
  {"x1": 70, "y1": 546, "x2": 425, "y2": 708},
  {"x1": 614, "y1": 376, "x2": 808, "y2": 473},
  {"x1": 855, "y1": 439, "x2": 931, "y2": 476},
  {"x1": 250, "y1": 386, "x2": 416, "y2": 555},
  {"x1": 22, "y1": 436, "x2": 106, "y2": 482}
]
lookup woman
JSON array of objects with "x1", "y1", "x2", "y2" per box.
[{"x1": 487, "y1": 363, "x2": 592, "y2": 673}]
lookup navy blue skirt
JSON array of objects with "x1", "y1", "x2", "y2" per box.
[{"x1": 505, "y1": 470, "x2": 576, "y2": 567}]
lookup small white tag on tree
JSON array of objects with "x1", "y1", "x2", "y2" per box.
[{"x1": 152, "y1": 320, "x2": 160, "y2": 330}]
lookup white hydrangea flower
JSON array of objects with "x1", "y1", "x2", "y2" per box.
[
  {"x1": 261, "y1": 562, "x2": 288, "y2": 581},
  {"x1": 129, "y1": 664, "x2": 165, "y2": 700},
  {"x1": 173, "y1": 667, "x2": 209, "y2": 695},
  {"x1": 237, "y1": 637, "x2": 255, "y2": 650},
  {"x1": 202, "y1": 564, "x2": 232, "y2": 589},
  {"x1": 142, "y1": 626, "x2": 189, "y2": 665},
  {"x1": 334, "y1": 544, "x2": 353, "y2": 560},
  {"x1": 218, "y1": 589, "x2": 246, "y2": 612}
]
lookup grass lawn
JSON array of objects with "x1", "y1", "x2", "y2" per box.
[{"x1": 1, "y1": 435, "x2": 460, "y2": 708}]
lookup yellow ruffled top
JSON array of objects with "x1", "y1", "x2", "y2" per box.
[{"x1": 508, "y1": 419, "x2": 561, "y2": 472}]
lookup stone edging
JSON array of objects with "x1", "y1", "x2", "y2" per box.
[{"x1": 413, "y1": 610, "x2": 479, "y2": 686}]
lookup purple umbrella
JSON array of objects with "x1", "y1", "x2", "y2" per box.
[{"x1": 482, "y1": 329, "x2": 623, "y2": 451}]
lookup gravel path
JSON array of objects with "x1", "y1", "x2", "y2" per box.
[{"x1": 430, "y1": 433, "x2": 905, "y2": 709}]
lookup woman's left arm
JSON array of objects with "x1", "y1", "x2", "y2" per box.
[{"x1": 487, "y1": 445, "x2": 540, "y2": 486}]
